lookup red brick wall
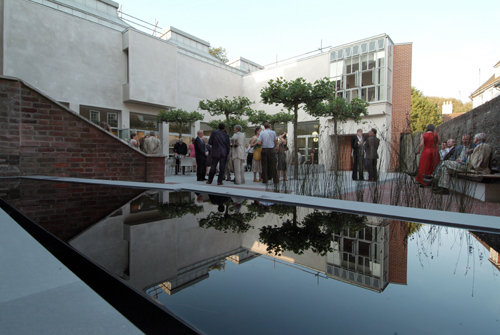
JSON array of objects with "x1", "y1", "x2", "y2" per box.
[
  {"x1": 2, "y1": 179, "x2": 144, "y2": 242},
  {"x1": 391, "y1": 44, "x2": 413, "y2": 171},
  {"x1": 388, "y1": 220, "x2": 408, "y2": 284},
  {"x1": 0, "y1": 77, "x2": 164, "y2": 182}
]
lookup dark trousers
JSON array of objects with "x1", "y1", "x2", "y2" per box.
[
  {"x1": 246, "y1": 153, "x2": 253, "y2": 171},
  {"x1": 261, "y1": 148, "x2": 278, "y2": 183},
  {"x1": 208, "y1": 156, "x2": 227, "y2": 184},
  {"x1": 196, "y1": 157, "x2": 206, "y2": 180},
  {"x1": 175, "y1": 157, "x2": 185, "y2": 175},
  {"x1": 367, "y1": 159, "x2": 378, "y2": 181},
  {"x1": 352, "y1": 152, "x2": 364, "y2": 180}
]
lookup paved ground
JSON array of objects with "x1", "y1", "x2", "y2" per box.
[{"x1": 165, "y1": 170, "x2": 500, "y2": 217}]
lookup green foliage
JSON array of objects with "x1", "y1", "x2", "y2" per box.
[
  {"x1": 209, "y1": 46, "x2": 229, "y2": 63},
  {"x1": 260, "y1": 77, "x2": 333, "y2": 178},
  {"x1": 410, "y1": 87, "x2": 442, "y2": 133},
  {"x1": 157, "y1": 109, "x2": 204, "y2": 138},
  {"x1": 407, "y1": 222, "x2": 423, "y2": 237},
  {"x1": 207, "y1": 118, "x2": 248, "y2": 133},
  {"x1": 425, "y1": 96, "x2": 473, "y2": 115},
  {"x1": 247, "y1": 110, "x2": 294, "y2": 130},
  {"x1": 157, "y1": 200, "x2": 204, "y2": 219},
  {"x1": 199, "y1": 96, "x2": 253, "y2": 135},
  {"x1": 198, "y1": 211, "x2": 256, "y2": 234},
  {"x1": 307, "y1": 96, "x2": 369, "y2": 134},
  {"x1": 259, "y1": 210, "x2": 367, "y2": 256}
]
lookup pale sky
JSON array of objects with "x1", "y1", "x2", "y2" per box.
[{"x1": 117, "y1": 0, "x2": 499, "y2": 102}]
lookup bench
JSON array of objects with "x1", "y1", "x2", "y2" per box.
[{"x1": 449, "y1": 173, "x2": 500, "y2": 202}]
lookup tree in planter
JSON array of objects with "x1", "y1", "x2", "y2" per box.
[
  {"x1": 247, "y1": 110, "x2": 294, "y2": 130},
  {"x1": 157, "y1": 109, "x2": 204, "y2": 140},
  {"x1": 306, "y1": 96, "x2": 369, "y2": 170},
  {"x1": 198, "y1": 96, "x2": 253, "y2": 136},
  {"x1": 260, "y1": 77, "x2": 333, "y2": 179},
  {"x1": 207, "y1": 118, "x2": 248, "y2": 134}
]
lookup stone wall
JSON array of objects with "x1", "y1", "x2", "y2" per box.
[
  {"x1": 0, "y1": 76, "x2": 165, "y2": 182},
  {"x1": 401, "y1": 94, "x2": 500, "y2": 170},
  {"x1": 437, "y1": 95, "x2": 500, "y2": 167}
]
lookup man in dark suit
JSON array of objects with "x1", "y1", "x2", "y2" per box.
[
  {"x1": 351, "y1": 129, "x2": 364, "y2": 181},
  {"x1": 194, "y1": 130, "x2": 208, "y2": 181},
  {"x1": 207, "y1": 123, "x2": 230, "y2": 185},
  {"x1": 364, "y1": 128, "x2": 380, "y2": 181}
]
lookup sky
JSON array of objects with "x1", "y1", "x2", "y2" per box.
[{"x1": 116, "y1": 0, "x2": 500, "y2": 102}]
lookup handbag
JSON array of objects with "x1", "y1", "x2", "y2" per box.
[{"x1": 253, "y1": 147, "x2": 262, "y2": 161}]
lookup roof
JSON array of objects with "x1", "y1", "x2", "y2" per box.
[
  {"x1": 494, "y1": 60, "x2": 500, "y2": 68},
  {"x1": 470, "y1": 74, "x2": 500, "y2": 98}
]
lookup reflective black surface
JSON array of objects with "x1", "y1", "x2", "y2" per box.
[{"x1": 1, "y1": 179, "x2": 500, "y2": 335}]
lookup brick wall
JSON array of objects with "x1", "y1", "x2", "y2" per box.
[
  {"x1": 388, "y1": 220, "x2": 408, "y2": 284},
  {"x1": 1, "y1": 179, "x2": 144, "y2": 242},
  {"x1": 391, "y1": 44, "x2": 413, "y2": 171},
  {"x1": 0, "y1": 76, "x2": 165, "y2": 182}
]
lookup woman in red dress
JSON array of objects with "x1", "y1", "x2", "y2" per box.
[{"x1": 416, "y1": 124, "x2": 441, "y2": 186}]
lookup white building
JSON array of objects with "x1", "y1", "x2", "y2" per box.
[
  {"x1": 1, "y1": 0, "x2": 412, "y2": 171},
  {"x1": 470, "y1": 61, "x2": 500, "y2": 108}
]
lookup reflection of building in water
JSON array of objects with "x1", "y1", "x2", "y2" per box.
[
  {"x1": 326, "y1": 220, "x2": 408, "y2": 292},
  {"x1": 469, "y1": 231, "x2": 500, "y2": 272},
  {"x1": 69, "y1": 190, "x2": 408, "y2": 296},
  {"x1": 157, "y1": 248, "x2": 257, "y2": 295}
]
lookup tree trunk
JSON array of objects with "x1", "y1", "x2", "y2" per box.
[
  {"x1": 293, "y1": 104, "x2": 299, "y2": 180},
  {"x1": 226, "y1": 114, "x2": 231, "y2": 135},
  {"x1": 333, "y1": 118, "x2": 338, "y2": 171}
]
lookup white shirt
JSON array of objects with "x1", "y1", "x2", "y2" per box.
[{"x1": 258, "y1": 129, "x2": 276, "y2": 149}]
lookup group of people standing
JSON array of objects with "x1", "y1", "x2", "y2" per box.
[
  {"x1": 351, "y1": 128, "x2": 380, "y2": 182},
  {"x1": 413, "y1": 124, "x2": 493, "y2": 195},
  {"x1": 129, "y1": 131, "x2": 161, "y2": 155},
  {"x1": 194, "y1": 122, "x2": 287, "y2": 186}
]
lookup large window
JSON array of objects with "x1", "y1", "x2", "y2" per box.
[
  {"x1": 80, "y1": 105, "x2": 120, "y2": 136},
  {"x1": 329, "y1": 36, "x2": 390, "y2": 103}
]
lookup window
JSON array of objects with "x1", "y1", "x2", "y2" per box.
[
  {"x1": 90, "y1": 110, "x2": 100, "y2": 124},
  {"x1": 330, "y1": 51, "x2": 336, "y2": 61},
  {"x1": 130, "y1": 112, "x2": 158, "y2": 131},
  {"x1": 107, "y1": 113, "x2": 118, "y2": 128}
]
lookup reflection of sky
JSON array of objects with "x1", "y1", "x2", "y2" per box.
[{"x1": 155, "y1": 226, "x2": 500, "y2": 335}]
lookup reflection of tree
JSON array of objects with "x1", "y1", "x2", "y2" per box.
[
  {"x1": 208, "y1": 260, "x2": 226, "y2": 272},
  {"x1": 259, "y1": 210, "x2": 367, "y2": 256},
  {"x1": 157, "y1": 193, "x2": 203, "y2": 219},
  {"x1": 246, "y1": 201, "x2": 294, "y2": 219},
  {"x1": 198, "y1": 203, "x2": 256, "y2": 234},
  {"x1": 407, "y1": 222, "x2": 423, "y2": 237}
]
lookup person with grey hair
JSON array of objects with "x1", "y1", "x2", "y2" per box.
[
  {"x1": 434, "y1": 133, "x2": 493, "y2": 195},
  {"x1": 144, "y1": 131, "x2": 161, "y2": 154},
  {"x1": 231, "y1": 125, "x2": 246, "y2": 185}
]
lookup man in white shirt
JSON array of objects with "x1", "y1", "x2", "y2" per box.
[
  {"x1": 231, "y1": 125, "x2": 246, "y2": 185},
  {"x1": 439, "y1": 139, "x2": 456, "y2": 160},
  {"x1": 257, "y1": 122, "x2": 278, "y2": 184}
]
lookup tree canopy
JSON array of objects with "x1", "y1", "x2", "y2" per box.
[
  {"x1": 207, "y1": 117, "x2": 248, "y2": 133},
  {"x1": 199, "y1": 96, "x2": 253, "y2": 135},
  {"x1": 247, "y1": 110, "x2": 294, "y2": 130},
  {"x1": 306, "y1": 96, "x2": 368, "y2": 169},
  {"x1": 209, "y1": 47, "x2": 229, "y2": 63},
  {"x1": 410, "y1": 87, "x2": 442, "y2": 133},
  {"x1": 157, "y1": 109, "x2": 204, "y2": 139},
  {"x1": 260, "y1": 77, "x2": 333, "y2": 178},
  {"x1": 425, "y1": 96, "x2": 473, "y2": 115}
]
